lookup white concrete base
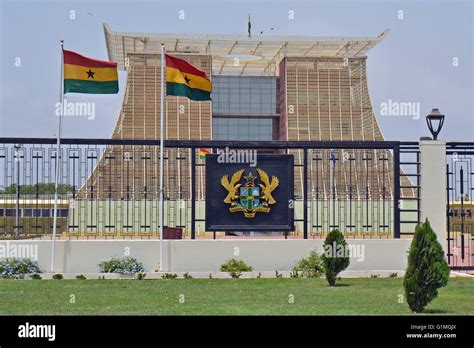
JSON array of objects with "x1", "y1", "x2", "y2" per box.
[{"x1": 1, "y1": 239, "x2": 413, "y2": 273}]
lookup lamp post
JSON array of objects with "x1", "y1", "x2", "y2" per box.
[{"x1": 426, "y1": 108, "x2": 445, "y2": 140}]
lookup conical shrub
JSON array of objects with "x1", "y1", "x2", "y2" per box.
[
  {"x1": 322, "y1": 229, "x2": 350, "y2": 286},
  {"x1": 403, "y1": 219, "x2": 450, "y2": 312}
]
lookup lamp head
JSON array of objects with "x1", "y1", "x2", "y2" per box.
[{"x1": 426, "y1": 108, "x2": 445, "y2": 140}]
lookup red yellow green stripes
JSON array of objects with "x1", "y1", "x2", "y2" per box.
[
  {"x1": 165, "y1": 54, "x2": 212, "y2": 101},
  {"x1": 63, "y1": 50, "x2": 118, "y2": 94},
  {"x1": 199, "y1": 148, "x2": 210, "y2": 160}
]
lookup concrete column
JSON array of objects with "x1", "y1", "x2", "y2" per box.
[{"x1": 419, "y1": 140, "x2": 446, "y2": 253}]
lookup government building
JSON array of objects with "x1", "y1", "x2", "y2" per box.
[{"x1": 70, "y1": 24, "x2": 416, "y2": 238}]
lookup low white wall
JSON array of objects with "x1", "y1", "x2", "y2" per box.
[{"x1": 0, "y1": 239, "x2": 412, "y2": 273}]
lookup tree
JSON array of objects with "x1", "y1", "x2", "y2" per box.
[
  {"x1": 321, "y1": 229, "x2": 350, "y2": 286},
  {"x1": 403, "y1": 219, "x2": 450, "y2": 313}
]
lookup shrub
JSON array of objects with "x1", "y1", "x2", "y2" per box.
[
  {"x1": 403, "y1": 219, "x2": 450, "y2": 313},
  {"x1": 275, "y1": 271, "x2": 283, "y2": 278},
  {"x1": 290, "y1": 269, "x2": 300, "y2": 278},
  {"x1": 220, "y1": 258, "x2": 253, "y2": 278},
  {"x1": 321, "y1": 229, "x2": 350, "y2": 286},
  {"x1": 137, "y1": 272, "x2": 146, "y2": 280},
  {"x1": 30, "y1": 273, "x2": 42, "y2": 280},
  {"x1": 52, "y1": 273, "x2": 63, "y2": 280},
  {"x1": 183, "y1": 272, "x2": 193, "y2": 279},
  {"x1": 161, "y1": 273, "x2": 177, "y2": 279},
  {"x1": 292, "y1": 250, "x2": 324, "y2": 278},
  {"x1": 389, "y1": 272, "x2": 398, "y2": 278},
  {"x1": 76, "y1": 274, "x2": 87, "y2": 280},
  {"x1": 98, "y1": 256, "x2": 145, "y2": 275},
  {"x1": 0, "y1": 258, "x2": 42, "y2": 279}
]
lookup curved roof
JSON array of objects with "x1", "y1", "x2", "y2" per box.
[{"x1": 104, "y1": 23, "x2": 389, "y2": 75}]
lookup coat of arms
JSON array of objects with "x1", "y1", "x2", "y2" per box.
[{"x1": 220, "y1": 168, "x2": 279, "y2": 218}]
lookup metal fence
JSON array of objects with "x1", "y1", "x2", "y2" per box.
[
  {"x1": 0, "y1": 138, "x2": 420, "y2": 240},
  {"x1": 446, "y1": 142, "x2": 474, "y2": 271}
]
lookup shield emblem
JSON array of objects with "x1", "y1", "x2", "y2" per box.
[{"x1": 240, "y1": 187, "x2": 260, "y2": 210}]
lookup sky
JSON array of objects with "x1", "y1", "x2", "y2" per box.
[{"x1": 0, "y1": 0, "x2": 473, "y2": 141}]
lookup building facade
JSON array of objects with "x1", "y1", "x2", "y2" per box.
[{"x1": 73, "y1": 25, "x2": 415, "y2": 237}]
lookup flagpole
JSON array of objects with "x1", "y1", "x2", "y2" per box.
[
  {"x1": 51, "y1": 40, "x2": 64, "y2": 272},
  {"x1": 159, "y1": 43, "x2": 165, "y2": 272}
]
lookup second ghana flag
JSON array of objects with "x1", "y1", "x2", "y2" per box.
[{"x1": 165, "y1": 54, "x2": 212, "y2": 101}]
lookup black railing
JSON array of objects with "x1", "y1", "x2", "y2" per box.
[
  {"x1": 446, "y1": 142, "x2": 474, "y2": 271},
  {"x1": 0, "y1": 137, "x2": 417, "y2": 240}
]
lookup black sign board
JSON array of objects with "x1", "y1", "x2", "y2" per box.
[{"x1": 205, "y1": 153, "x2": 294, "y2": 231}]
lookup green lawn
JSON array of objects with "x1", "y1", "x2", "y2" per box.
[{"x1": 0, "y1": 277, "x2": 473, "y2": 315}]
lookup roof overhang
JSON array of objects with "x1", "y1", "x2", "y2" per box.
[{"x1": 104, "y1": 23, "x2": 389, "y2": 75}]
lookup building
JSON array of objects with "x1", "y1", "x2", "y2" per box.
[{"x1": 72, "y1": 24, "x2": 416, "y2": 237}]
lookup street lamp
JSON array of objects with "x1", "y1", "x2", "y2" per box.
[{"x1": 426, "y1": 108, "x2": 445, "y2": 140}]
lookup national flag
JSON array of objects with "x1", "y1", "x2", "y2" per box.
[
  {"x1": 165, "y1": 54, "x2": 212, "y2": 101},
  {"x1": 63, "y1": 50, "x2": 119, "y2": 94},
  {"x1": 248, "y1": 13, "x2": 252, "y2": 37},
  {"x1": 199, "y1": 148, "x2": 210, "y2": 160}
]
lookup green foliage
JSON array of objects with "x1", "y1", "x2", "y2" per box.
[
  {"x1": 208, "y1": 273, "x2": 213, "y2": 279},
  {"x1": 2, "y1": 183, "x2": 73, "y2": 195},
  {"x1": 0, "y1": 258, "x2": 42, "y2": 279},
  {"x1": 76, "y1": 274, "x2": 87, "y2": 280},
  {"x1": 52, "y1": 273, "x2": 63, "y2": 280},
  {"x1": 389, "y1": 272, "x2": 398, "y2": 278},
  {"x1": 183, "y1": 272, "x2": 193, "y2": 279},
  {"x1": 290, "y1": 269, "x2": 300, "y2": 278},
  {"x1": 161, "y1": 273, "x2": 177, "y2": 279},
  {"x1": 292, "y1": 250, "x2": 324, "y2": 278},
  {"x1": 220, "y1": 258, "x2": 253, "y2": 278},
  {"x1": 30, "y1": 273, "x2": 42, "y2": 280},
  {"x1": 137, "y1": 272, "x2": 146, "y2": 280},
  {"x1": 97, "y1": 256, "x2": 145, "y2": 275},
  {"x1": 275, "y1": 271, "x2": 283, "y2": 278},
  {"x1": 321, "y1": 229, "x2": 350, "y2": 286},
  {"x1": 403, "y1": 219, "x2": 450, "y2": 313}
]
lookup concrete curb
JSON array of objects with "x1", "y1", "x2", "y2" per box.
[{"x1": 18, "y1": 270, "x2": 410, "y2": 280}]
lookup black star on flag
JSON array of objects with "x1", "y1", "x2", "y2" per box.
[
  {"x1": 184, "y1": 75, "x2": 191, "y2": 84},
  {"x1": 86, "y1": 69, "x2": 95, "y2": 79}
]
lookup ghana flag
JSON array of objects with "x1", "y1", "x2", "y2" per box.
[
  {"x1": 165, "y1": 54, "x2": 212, "y2": 101},
  {"x1": 199, "y1": 148, "x2": 210, "y2": 160},
  {"x1": 63, "y1": 50, "x2": 119, "y2": 94}
]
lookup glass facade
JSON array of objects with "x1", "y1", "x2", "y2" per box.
[
  {"x1": 212, "y1": 75, "x2": 279, "y2": 140},
  {"x1": 212, "y1": 75, "x2": 278, "y2": 116},
  {"x1": 213, "y1": 117, "x2": 273, "y2": 140}
]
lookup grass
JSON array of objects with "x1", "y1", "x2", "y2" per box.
[{"x1": 0, "y1": 277, "x2": 473, "y2": 315}]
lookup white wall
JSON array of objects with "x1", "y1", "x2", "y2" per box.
[{"x1": 0, "y1": 239, "x2": 412, "y2": 273}]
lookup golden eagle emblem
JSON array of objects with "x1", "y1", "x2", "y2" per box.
[{"x1": 220, "y1": 168, "x2": 279, "y2": 218}]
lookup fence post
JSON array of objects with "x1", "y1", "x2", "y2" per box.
[
  {"x1": 191, "y1": 147, "x2": 196, "y2": 240},
  {"x1": 419, "y1": 140, "x2": 447, "y2": 254},
  {"x1": 303, "y1": 148, "x2": 308, "y2": 239},
  {"x1": 393, "y1": 144, "x2": 401, "y2": 238}
]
